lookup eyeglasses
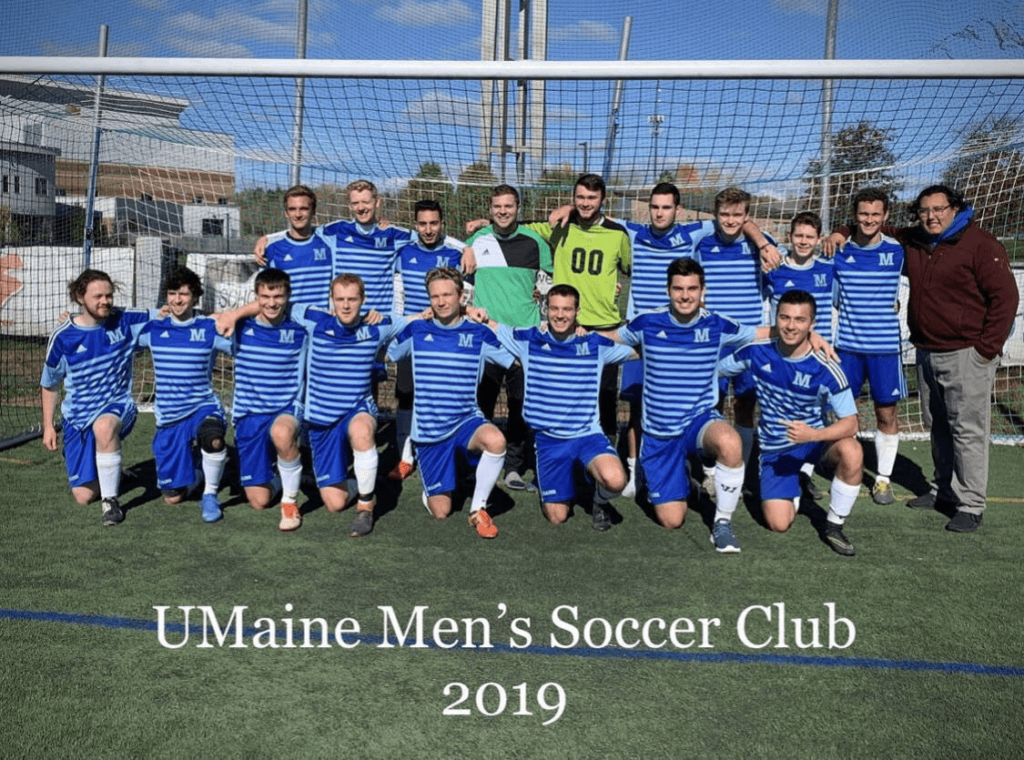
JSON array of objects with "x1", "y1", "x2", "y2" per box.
[{"x1": 917, "y1": 205, "x2": 951, "y2": 217}]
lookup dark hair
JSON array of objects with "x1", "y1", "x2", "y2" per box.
[
  {"x1": 714, "y1": 187, "x2": 751, "y2": 213},
  {"x1": 914, "y1": 184, "x2": 965, "y2": 214},
  {"x1": 165, "y1": 266, "x2": 204, "y2": 299},
  {"x1": 852, "y1": 187, "x2": 890, "y2": 213},
  {"x1": 790, "y1": 211, "x2": 822, "y2": 235},
  {"x1": 68, "y1": 269, "x2": 114, "y2": 304},
  {"x1": 575, "y1": 173, "x2": 606, "y2": 200},
  {"x1": 283, "y1": 184, "x2": 317, "y2": 212},
  {"x1": 546, "y1": 283, "x2": 580, "y2": 308},
  {"x1": 778, "y1": 288, "x2": 817, "y2": 319},
  {"x1": 666, "y1": 257, "x2": 706, "y2": 288},
  {"x1": 414, "y1": 198, "x2": 444, "y2": 221},
  {"x1": 491, "y1": 184, "x2": 520, "y2": 204},
  {"x1": 255, "y1": 268, "x2": 291, "y2": 294},
  {"x1": 650, "y1": 182, "x2": 681, "y2": 206}
]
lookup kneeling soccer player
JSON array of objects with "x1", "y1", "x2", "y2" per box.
[
  {"x1": 719, "y1": 289, "x2": 863, "y2": 556},
  {"x1": 138, "y1": 267, "x2": 232, "y2": 523}
]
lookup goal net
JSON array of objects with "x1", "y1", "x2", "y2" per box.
[{"x1": 2, "y1": 0, "x2": 1023, "y2": 448}]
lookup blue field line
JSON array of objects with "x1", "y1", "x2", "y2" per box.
[{"x1": 3, "y1": 607, "x2": 1023, "y2": 678}]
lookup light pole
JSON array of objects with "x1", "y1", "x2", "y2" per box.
[{"x1": 578, "y1": 141, "x2": 589, "y2": 173}]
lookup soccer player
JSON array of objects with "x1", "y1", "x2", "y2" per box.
[
  {"x1": 468, "y1": 284, "x2": 635, "y2": 530},
  {"x1": 719, "y1": 290, "x2": 863, "y2": 556},
  {"x1": 828, "y1": 188, "x2": 906, "y2": 505},
  {"x1": 763, "y1": 211, "x2": 836, "y2": 500},
  {"x1": 389, "y1": 199, "x2": 466, "y2": 482},
  {"x1": 387, "y1": 267, "x2": 514, "y2": 539},
  {"x1": 41, "y1": 269, "x2": 158, "y2": 525},
  {"x1": 465, "y1": 184, "x2": 553, "y2": 492},
  {"x1": 231, "y1": 269, "x2": 309, "y2": 531},
  {"x1": 694, "y1": 187, "x2": 779, "y2": 481},
  {"x1": 137, "y1": 267, "x2": 232, "y2": 523},
  {"x1": 261, "y1": 184, "x2": 333, "y2": 307},
  {"x1": 550, "y1": 181, "x2": 781, "y2": 498}
]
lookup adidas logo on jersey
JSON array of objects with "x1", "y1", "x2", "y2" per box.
[
  {"x1": 846, "y1": 255, "x2": 856, "y2": 263},
  {"x1": 541, "y1": 343, "x2": 552, "y2": 351},
  {"x1": 326, "y1": 329, "x2": 335, "y2": 336},
  {"x1": 784, "y1": 280, "x2": 795, "y2": 287},
  {"x1": 244, "y1": 328, "x2": 255, "y2": 336},
  {"x1": 761, "y1": 363, "x2": 772, "y2": 372},
  {"x1": 409, "y1": 257, "x2": 418, "y2": 264},
  {"x1": 345, "y1": 236, "x2": 354, "y2": 243},
  {"x1": 892, "y1": 387, "x2": 901, "y2": 396},
  {"x1": 424, "y1": 334, "x2": 434, "y2": 342},
  {"x1": 283, "y1": 254, "x2": 293, "y2": 261},
  {"x1": 160, "y1": 331, "x2": 170, "y2": 338},
  {"x1": 75, "y1": 344, "x2": 88, "y2": 353},
  {"x1": 656, "y1": 330, "x2": 668, "y2": 338}
]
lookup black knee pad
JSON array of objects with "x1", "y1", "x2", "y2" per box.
[{"x1": 198, "y1": 417, "x2": 226, "y2": 453}]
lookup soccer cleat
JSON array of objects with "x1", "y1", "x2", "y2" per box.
[
  {"x1": 710, "y1": 519, "x2": 741, "y2": 553},
  {"x1": 101, "y1": 497, "x2": 125, "y2": 526},
  {"x1": 278, "y1": 501, "x2": 301, "y2": 532},
  {"x1": 349, "y1": 505, "x2": 375, "y2": 537},
  {"x1": 504, "y1": 471, "x2": 528, "y2": 491},
  {"x1": 591, "y1": 503, "x2": 612, "y2": 532},
  {"x1": 200, "y1": 494, "x2": 223, "y2": 523},
  {"x1": 824, "y1": 523, "x2": 856, "y2": 556},
  {"x1": 800, "y1": 472, "x2": 825, "y2": 501},
  {"x1": 946, "y1": 511, "x2": 982, "y2": 533},
  {"x1": 871, "y1": 480, "x2": 895, "y2": 505},
  {"x1": 469, "y1": 509, "x2": 498, "y2": 539},
  {"x1": 388, "y1": 460, "x2": 416, "y2": 481}
]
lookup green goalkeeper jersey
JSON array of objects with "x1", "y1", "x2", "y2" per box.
[
  {"x1": 525, "y1": 218, "x2": 632, "y2": 328},
  {"x1": 466, "y1": 223, "x2": 552, "y2": 327}
]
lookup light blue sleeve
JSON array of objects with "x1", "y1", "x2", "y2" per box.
[
  {"x1": 721, "y1": 319, "x2": 758, "y2": 349},
  {"x1": 600, "y1": 341, "x2": 636, "y2": 366},
  {"x1": 826, "y1": 386, "x2": 858, "y2": 419},
  {"x1": 494, "y1": 324, "x2": 526, "y2": 361}
]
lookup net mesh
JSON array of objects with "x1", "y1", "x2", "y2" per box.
[{"x1": 2, "y1": 0, "x2": 1023, "y2": 446}]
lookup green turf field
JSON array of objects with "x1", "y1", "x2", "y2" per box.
[{"x1": 2, "y1": 416, "x2": 1022, "y2": 759}]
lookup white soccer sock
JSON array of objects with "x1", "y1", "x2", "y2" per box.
[
  {"x1": 95, "y1": 450, "x2": 122, "y2": 500},
  {"x1": 737, "y1": 425, "x2": 754, "y2": 468},
  {"x1": 827, "y1": 478, "x2": 861, "y2": 525},
  {"x1": 353, "y1": 448, "x2": 378, "y2": 500},
  {"x1": 471, "y1": 450, "x2": 506, "y2": 513},
  {"x1": 396, "y1": 409, "x2": 414, "y2": 464},
  {"x1": 626, "y1": 456, "x2": 636, "y2": 481},
  {"x1": 202, "y1": 449, "x2": 227, "y2": 495},
  {"x1": 800, "y1": 461, "x2": 815, "y2": 478},
  {"x1": 874, "y1": 431, "x2": 899, "y2": 480},
  {"x1": 713, "y1": 462, "x2": 745, "y2": 523},
  {"x1": 400, "y1": 436, "x2": 415, "y2": 466},
  {"x1": 277, "y1": 455, "x2": 302, "y2": 502}
]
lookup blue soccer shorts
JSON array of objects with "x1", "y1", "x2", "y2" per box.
[
  {"x1": 416, "y1": 417, "x2": 487, "y2": 498},
  {"x1": 639, "y1": 409, "x2": 722, "y2": 506},
  {"x1": 535, "y1": 431, "x2": 617, "y2": 504},
  {"x1": 62, "y1": 402, "x2": 137, "y2": 488},
  {"x1": 152, "y1": 403, "x2": 223, "y2": 491}
]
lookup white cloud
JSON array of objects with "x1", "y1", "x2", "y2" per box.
[
  {"x1": 375, "y1": 0, "x2": 476, "y2": 27},
  {"x1": 38, "y1": 40, "x2": 149, "y2": 57},
  {"x1": 549, "y1": 20, "x2": 617, "y2": 43},
  {"x1": 403, "y1": 90, "x2": 481, "y2": 128}
]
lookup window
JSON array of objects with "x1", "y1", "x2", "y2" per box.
[
  {"x1": 202, "y1": 218, "x2": 224, "y2": 237},
  {"x1": 13, "y1": 176, "x2": 20, "y2": 194},
  {"x1": 193, "y1": 196, "x2": 204, "y2": 204},
  {"x1": 35, "y1": 178, "x2": 47, "y2": 196},
  {"x1": 2, "y1": 176, "x2": 7, "y2": 193}
]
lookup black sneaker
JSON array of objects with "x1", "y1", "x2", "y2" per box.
[
  {"x1": 907, "y1": 491, "x2": 957, "y2": 511},
  {"x1": 800, "y1": 472, "x2": 824, "y2": 501},
  {"x1": 946, "y1": 511, "x2": 982, "y2": 533},
  {"x1": 349, "y1": 507, "x2": 374, "y2": 538},
  {"x1": 101, "y1": 497, "x2": 125, "y2": 526},
  {"x1": 591, "y1": 503, "x2": 612, "y2": 532},
  {"x1": 824, "y1": 523, "x2": 855, "y2": 556}
]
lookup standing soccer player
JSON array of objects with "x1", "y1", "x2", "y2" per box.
[
  {"x1": 231, "y1": 269, "x2": 309, "y2": 531},
  {"x1": 389, "y1": 199, "x2": 466, "y2": 482},
  {"x1": 41, "y1": 270, "x2": 158, "y2": 525},
  {"x1": 261, "y1": 185, "x2": 333, "y2": 307},
  {"x1": 137, "y1": 267, "x2": 232, "y2": 523},
  {"x1": 469, "y1": 284, "x2": 635, "y2": 530},
  {"x1": 829, "y1": 188, "x2": 906, "y2": 505},
  {"x1": 719, "y1": 290, "x2": 863, "y2": 556},
  {"x1": 387, "y1": 267, "x2": 514, "y2": 539}
]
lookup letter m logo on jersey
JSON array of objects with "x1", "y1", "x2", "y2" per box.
[
  {"x1": 458, "y1": 333, "x2": 474, "y2": 348},
  {"x1": 878, "y1": 252, "x2": 895, "y2": 267},
  {"x1": 106, "y1": 327, "x2": 125, "y2": 344},
  {"x1": 356, "y1": 326, "x2": 370, "y2": 341},
  {"x1": 670, "y1": 233, "x2": 684, "y2": 247},
  {"x1": 814, "y1": 274, "x2": 828, "y2": 288},
  {"x1": 436, "y1": 255, "x2": 449, "y2": 267},
  {"x1": 694, "y1": 328, "x2": 710, "y2": 343},
  {"x1": 575, "y1": 343, "x2": 591, "y2": 356},
  {"x1": 375, "y1": 238, "x2": 388, "y2": 249},
  {"x1": 279, "y1": 329, "x2": 295, "y2": 344},
  {"x1": 190, "y1": 328, "x2": 206, "y2": 342},
  {"x1": 793, "y1": 371, "x2": 812, "y2": 389}
]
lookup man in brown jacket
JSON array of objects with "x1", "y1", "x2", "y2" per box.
[{"x1": 827, "y1": 184, "x2": 1018, "y2": 532}]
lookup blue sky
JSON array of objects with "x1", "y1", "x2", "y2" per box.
[{"x1": 4, "y1": 1, "x2": 1023, "y2": 193}]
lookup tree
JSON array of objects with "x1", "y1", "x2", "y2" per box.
[
  {"x1": 451, "y1": 161, "x2": 498, "y2": 233},
  {"x1": 942, "y1": 114, "x2": 1024, "y2": 237},
  {"x1": 396, "y1": 162, "x2": 454, "y2": 228},
  {"x1": 803, "y1": 121, "x2": 904, "y2": 224}
]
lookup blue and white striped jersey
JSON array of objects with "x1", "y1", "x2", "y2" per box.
[
  {"x1": 291, "y1": 304, "x2": 405, "y2": 426},
  {"x1": 695, "y1": 231, "x2": 771, "y2": 326},
  {"x1": 397, "y1": 241, "x2": 462, "y2": 316},
  {"x1": 264, "y1": 229, "x2": 333, "y2": 307},
  {"x1": 137, "y1": 315, "x2": 233, "y2": 426},
  {"x1": 833, "y1": 235, "x2": 904, "y2": 355},
  {"x1": 387, "y1": 318, "x2": 514, "y2": 443},
  {"x1": 719, "y1": 341, "x2": 857, "y2": 452},
  {"x1": 231, "y1": 315, "x2": 309, "y2": 423},
  {"x1": 319, "y1": 220, "x2": 411, "y2": 314},
  {"x1": 41, "y1": 308, "x2": 155, "y2": 429},
  {"x1": 496, "y1": 325, "x2": 634, "y2": 439},
  {"x1": 625, "y1": 220, "x2": 715, "y2": 318},
  {"x1": 617, "y1": 308, "x2": 756, "y2": 437},
  {"x1": 763, "y1": 256, "x2": 836, "y2": 339}
]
